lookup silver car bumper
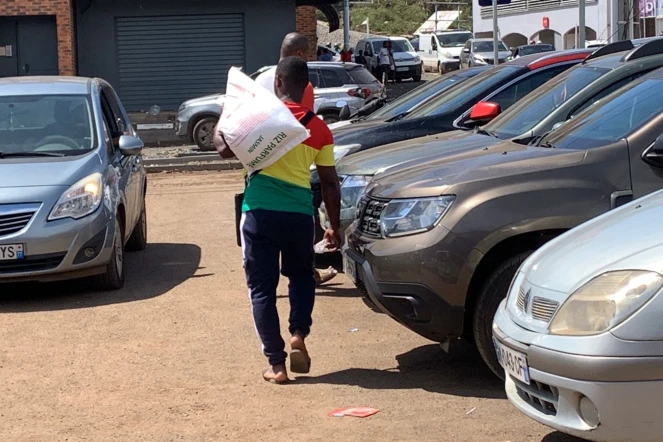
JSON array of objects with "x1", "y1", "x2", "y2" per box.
[
  {"x1": 0, "y1": 202, "x2": 116, "y2": 283},
  {"x1": 494, "y1": 304, "x2": 663, "y2": 442}
]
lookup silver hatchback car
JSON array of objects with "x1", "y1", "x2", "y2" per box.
[
  {"x1": 0, "y1": 77, "x2": 147, "y2": 290},
  {"x1": 494, "y1": 188, "x2": 663, "y2": 441}
]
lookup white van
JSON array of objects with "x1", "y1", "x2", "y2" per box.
[
  {"x1": 355, "y1": 37, "x2": 422, "y2": 82},
  {"x1": 417, "y1": 30, "x2": 473, "y2": 74}
]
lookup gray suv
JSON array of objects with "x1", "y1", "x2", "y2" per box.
[
  {"x1": 176, "y1": 62, "x2": 381, "y2": 150},
  {"x1": 343, "y1": 66, "x2": 663, "y2": 377}
]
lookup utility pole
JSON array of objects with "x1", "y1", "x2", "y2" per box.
[
  {"x1": 579, "y1": 0, "x2": 586, "y2": 47},
  {"x1": 344, "y1": 0, "x2": 350, "y2": 50},
  {"x1": 493, "y1": 0, "x2": 499, "y2": 65}
]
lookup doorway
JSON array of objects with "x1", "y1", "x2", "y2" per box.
[{"x1": 0, "y1": 16, "x2": 59, "y2": 78}]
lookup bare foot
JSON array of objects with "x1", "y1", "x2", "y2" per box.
[
  {"x1": 290, "y1": 333, "x2": 311, "y2": 374},
  {"x1": 262, "y1": 364, "x2": 288, "y2": 384},
  {"x1": 290, "y1": 333, "x2": 307, "y2": 352}
]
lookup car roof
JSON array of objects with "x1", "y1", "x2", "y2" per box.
[
  {"x1": 517, "y1": 43, "x2": 554, "y2": 49},
  {"x1": 0, "y1": 76, "x2": 93, "y2": 95},
  {"x1": 640, "y1": 64, "x2": 663, "y2": 80},
  {"x1": 308, "y1": 61, "x2": 364, "y2": 69},
  {"x1": 471, "y1": 38, "x2": 498, "y2": 42},
  {"x1": 507, "y1": 49, "x2": 594, "y2": 69}
]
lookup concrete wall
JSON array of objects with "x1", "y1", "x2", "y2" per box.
[
  {"x1": 472, "y1": 0, "x2": 607, "y2": 49},
  {"x1": 76, "y1": 0, "x2": 296, "y2": 86},
  {"x1": 0, "y1": 0, "x2": 76, "y2": 75}
]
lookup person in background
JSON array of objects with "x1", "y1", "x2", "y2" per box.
[
  {"x1": 378, "y1": 41, "x2": 394, "y2": 84},
  {"x1": 354, "y1": 49, "x2": 367, "y2": 67},
  {"x1": 254, "y1": 33, "x2": 338, "y2": 285},
  {"x1": 320, "y1": 48, "x2": 333, "y2": 62},
  {"x1": 214, "y1": 57, "x2": 342, "y2": 384},
  {"x1": 341, "y1": 47, "x2": 352, "y2": 63},
  {"x1": 316, "y1": 47, "x2": 323, "y2": 60}
]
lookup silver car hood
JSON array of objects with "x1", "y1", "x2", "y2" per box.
[
  {"x1": 183, "y1": 93, "x2": 224, "y2": 107},
  {"x1": 522, "y1": 189, "x2": 663, "y2": 295},
  {"x1": 0, "y1": 152, "x2": 102, "y2": 188},
  {"x1": 476, "y1": 50, "x2": 512, "y2": 59}
]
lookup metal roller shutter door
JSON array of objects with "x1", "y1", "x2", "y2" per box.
[{"x1": 115, "y1": 14, "x2": 245, "y2": 111}]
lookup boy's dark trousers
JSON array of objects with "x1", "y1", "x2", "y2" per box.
[{"x1": 240, "y1": 208, "x2": 316, "y2": 366}]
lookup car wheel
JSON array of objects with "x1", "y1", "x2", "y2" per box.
[
  {"x1": 192, "y1": 116, "x2": 218, "y2": 151},
  {"x1": 91, "y1": 218, "x2": 125, "y2": 291},
  {"x1": 473, "y1": 251, "x2": 533, "y2": 379},
  {"x1": 126, "y1": 198, "x2": 148, "y2": 252},
  {"x1": 322, "y1": 113, "x2": 340, "y2": 124},
  {"x1": 413, "y1": 74, "x2": 422, "y2": 82},
  {"x1": 438, "y1": 62, "x2": 444, "y2": 75}
]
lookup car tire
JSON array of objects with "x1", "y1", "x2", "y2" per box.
[
  {"x1": 473, "y1": 251, "x2": 533, "y2": 379},
  {"x1": 192, "y1": 116, "x2": 218, "y2": 151},
  {"x1": 438, "y1": 62, "x2": 444, "y2": 75},
  {"x1": 413, "y1": 74, "x2": 422, "y2": 82},
  {"x1": 322, "y1": 113, "x2": 340, "y2": 124},
  {"x1": 91, "y1": 218, "x2": 125, "y2": 291},
  {"x1": 126, "y1": 198, "x2": 148, "y2": 252}
]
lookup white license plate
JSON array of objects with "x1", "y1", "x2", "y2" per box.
[
  {"x1": 396, "y1": 67, "x2": 409, "y2": 72},
  {"x1": 0, "y1": 244, "x2": 24, "y2": 261},
  {"x1": 494, "y1": 338, "x2": 530, "y2": 384},
  {"x1": 343, "y1": 255, "x2": 357, "y2": 283}
]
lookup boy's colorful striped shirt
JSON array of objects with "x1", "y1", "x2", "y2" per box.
[{"x1": 242, "y1": 102, "x2": 335, "y2": 215}]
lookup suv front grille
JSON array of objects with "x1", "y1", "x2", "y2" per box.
[
  {"x1": 531, "y1": 297, "x2": 559, "y2": 322},
  {"x1": 356, "y1": 196, "x2": 387, "y2": 237},
  {"x1": 0, "y1": 207, "x2": 38, "y2": 237},
  {"x1": 513, "y1": 376, "x2": 559, "y2": 416}
]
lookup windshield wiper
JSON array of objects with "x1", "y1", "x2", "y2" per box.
[
  {"x1": 389, "y1": 111, "x2": 410, "y2": 122},
  {"x1": 476, "y1": 128, "x2": 500, "y2": 139},
  {"x1": 539, "y1": 141, "x2": 557, "y2": 149},
  {"x1": 0, "y1": 151, "x2": 65, "y2": 158}
]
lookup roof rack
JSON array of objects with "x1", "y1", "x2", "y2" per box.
[
  {"x1": 584, "y1": 40, "x2": 634, "y2": 63},
  {"x1": 623, "y1": 37, "x2": 663, "y2": 61}
]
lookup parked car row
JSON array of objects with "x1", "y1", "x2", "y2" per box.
[{"x1": 328, "y1": 37, "x2": 663, "y2": 441}]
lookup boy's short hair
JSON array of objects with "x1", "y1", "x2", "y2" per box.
[{"x1": 275, "y1": 56, "x2": 309, "y2": 95}]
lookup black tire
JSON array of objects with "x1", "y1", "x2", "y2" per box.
[
  {"x1": 192, "y1": 116, "x2": 218, "y2": 151},
  {"x1": 473, "y1": 251, "x2": 532, "y2": 379},
  {"x1": 413, "y1": 75, "x2": 422, "y2": 82},
  {"x1": 91, "y1": 219, "x2": 125, "y2": 291},
  {"x1": 322, "y1": 113, "x2": 340, "y2": 124},
  {"x1": 126, "y1": 198, "x2": 147, "y2": 252}
]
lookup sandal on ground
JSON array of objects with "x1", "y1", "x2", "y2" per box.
[
  {"x1": 290, "y1": 349, "x2": 312, "y2": 374},
  {"x1": 315, "y1": 267, "x2": 338, "y2": 286}
]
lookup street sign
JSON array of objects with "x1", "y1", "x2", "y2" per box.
[{"x1": 478, "y1": 0, "x2": 510, "y2": 6}]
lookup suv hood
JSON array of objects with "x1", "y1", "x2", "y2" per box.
[
  {"x1": 337, "y1": 130, "x2": 496, "y2": 176},
  {"x1": 522, "y1": 189, "x2": 663, "y2": 295},
  {"x1": 0, "y1": 152, "x2": 102, "y2": 188},
  {"x1": 367, "y1": 140, "x2": 584, "y2": 199}
]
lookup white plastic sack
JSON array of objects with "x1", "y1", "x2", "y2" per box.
[{"x1": 218, "y1": 67, "x2": 310, "y2": 172}]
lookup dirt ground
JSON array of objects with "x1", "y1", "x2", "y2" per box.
[{"x1": 0, "y1": 171, "x2": 585, "y2": 442}]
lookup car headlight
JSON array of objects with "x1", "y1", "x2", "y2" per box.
[
  {"x1": 380, "y1": 196, "x2": 455, "y2": 237},
  {"x1": 49, "y1": 173, "x2": 103, "y2": 221},
  {"x1": 341, "y1": 175, "x2": 371, "y2": 220},
  {"x1": 442, "y1": 51, "x2": 453, "y2": 58},
  {"x1": 414, "y1": 55, "x2": 421, "y2": 62},
  {"x1": 548, "y1": 270, "x2": 663, "y2": 336}
]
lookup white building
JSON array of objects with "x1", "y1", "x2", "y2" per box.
[{"x1": 472, "y1": 0, "x2": 663, "y2": 50}]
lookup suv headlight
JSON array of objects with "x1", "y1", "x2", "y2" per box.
[
  {"x1": 380, "y1": 196, "x2": 455, "y2": 237},
  {"x1": 549, "y1": 270, "x2": 663, "y2": 336},
  {"x1": 341, "y1": 175, "x2": 370, "y2": 219},
  {"x1": 49, "y1": 173, "x2": 103, "y2": 221}
]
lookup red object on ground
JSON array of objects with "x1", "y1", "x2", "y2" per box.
[{"x1": 328, "y1": 407, "x2": 380, "y2": 418}]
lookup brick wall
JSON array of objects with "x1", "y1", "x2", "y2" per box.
[
  {"x1": 0, "y1": 0, "x2": 76, "y2": 75},
  {"x1": 296, "y1": 6, "x2": 318, "y2": 60}
]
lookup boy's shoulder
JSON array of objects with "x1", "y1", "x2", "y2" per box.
[{"x1": 305, "y1": 114, "x2": 333, "y2": 147}]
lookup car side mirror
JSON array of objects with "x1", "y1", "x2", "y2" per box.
[
  {"x1": 118, "y1": 135, "x2": 144, "y2": 155},
  {"x1": 339, "y1": 104, "x2": 351, "y2": 121},
  {"x1": 463, "y1": 48, "x2": 470, "y2": 54},
  {"x1": 470, "y1": 101, "x2": 501, "y2": 123},
  {"x1": 432, "y1": 44, "x2": 438, "y2": 51},
  {"x1": 642, "y1": 135, "x2": 663, "y2": 168}
]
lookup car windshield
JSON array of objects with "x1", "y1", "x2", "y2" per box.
[
  {"x1": 519, "y1": 45, "x2": 554, "y2": 56},
  {"x1": 390, "y1": 40, "x2": 415, "y2": 52},
  {"x1": 368, "y1": 69, "x2": 481, "y2": 120},
  {"x1": 407, "y1": 65, "x2": 520, "y2": 117},
  {"x1": 347, "y1": 66, "x2": 380, "y2": 85},
  {"x1": 473, "y1": 41, "x2": 509, "y2": 52},
  {"x1": 437, "y1": 33, "x2": 472, "y2": 47},
  {"x1": 484, "y1": 65, "x2": 610, "y2": 139},
  {"x1": 542, "y1": 77, "x2": 663, "y2": 150},
  {"x1": 0, "y1": 95, "x2": 95, "y2": 156}
]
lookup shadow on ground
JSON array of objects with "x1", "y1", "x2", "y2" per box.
[
  {"x1": 297, "y1": 342, "x2": 505, "y2": 399},
  {"x1": 0, "y1": 243, "x2": 204, "y2": 312},
  {"x1": 541, "y1": 432, "x2": 589, "y2": 442}
]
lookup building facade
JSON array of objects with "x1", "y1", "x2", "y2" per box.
[{"x1": 0, "y1": 0, "x2": 329, "y2": 111}]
